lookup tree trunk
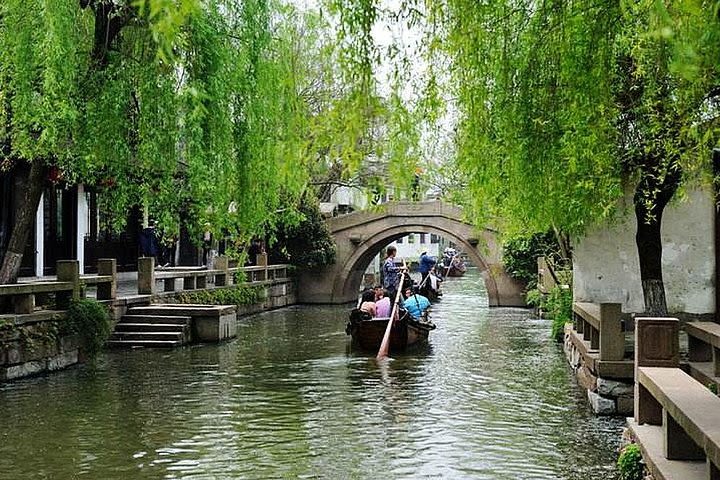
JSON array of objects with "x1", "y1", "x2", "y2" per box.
[
  {"x1": 633, "y1": 161, "x2": 682, "y2": 316},
  {"x1": 0, "y1": 161, "x2": 47, "y2": 284}
]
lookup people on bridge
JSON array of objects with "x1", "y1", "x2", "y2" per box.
[
  {"x1": 382, "y1": 246, "x2": 406, "y2": 301},
  {"x1": 402, "y1": 286, "x2": 431, "y2": 321},
  {"x1": 374, "y1": 286, "x2": 391, "y2": 317}
]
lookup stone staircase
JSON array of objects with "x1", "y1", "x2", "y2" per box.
[{"x1": 108, "y1": 310, "x2": 192, "y2": 348}]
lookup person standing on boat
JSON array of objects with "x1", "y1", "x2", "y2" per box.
[
  {"x1": 418, "y1": 250, "x2": 436, "y2": 285},
  {"x1": 382, "y1": 246, "x2": 405, "y2": 301},
  {"x1": 402, "y1": 286, "x2": 431, "y2": 320},
  {"x1": 374, "y1": 287, "x2": 391, "y2": 317}
]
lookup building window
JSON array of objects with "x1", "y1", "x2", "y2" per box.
[
  {"x1": 408, "y1": 234, "x2": 415, "y2": 244},
  {"x1": 420, "y1": 233, "x2": 426, "y2": 244},
  {"x1": 397, "y1": 237, "x2": 403, "y2": 244},
  {"x1": 431, "y1": 234, "x2": 439, "y2": 244}
]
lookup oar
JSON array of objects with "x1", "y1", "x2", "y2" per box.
[
  {"x1": 377, "y1": 263, "x2": 406, "y2": 360},
  {"x1": 444, "y1": 251, "x2": 461, "y2": 277}
]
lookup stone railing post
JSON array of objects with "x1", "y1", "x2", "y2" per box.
[
  {"x1": 137, "y1": 257, "x2": 155, "y2": 295},
  {"x1": 97, "y1": 258, "x2": 117, "y2": 300},
  {"x1": 56, "y1": 260, "x2": 80, "y2": 309},
  {"x1": 257, "y1": 252, "x2": 268, "y2": 281},
  {"x1": 215, "y1": 256, "x2": 229, "y2": 286},
  {"x1": 599, "y1": 303, "x2": 624, "y2": 361},
  {"x1": 634, "y1": 317, "x2": 679, "y2": 425}
]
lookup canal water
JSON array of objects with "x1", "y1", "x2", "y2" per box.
[{"x1": 0, "y1": 268, "x2": 624, "y2": 479}]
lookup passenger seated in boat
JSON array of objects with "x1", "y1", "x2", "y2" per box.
[
  {"x1": 402, "y1": 286, "x2": 431, "y2": 320},
  {"x1": 374, "y1": 287, "x2": 391, "y2": 318},
  {"x1": 359, "y1": 290, "x2": 377, "y2": 317}
]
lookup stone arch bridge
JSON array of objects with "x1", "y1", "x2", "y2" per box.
[{"x1": 297, "y1": 200, "x2": 526, "y2": 306}]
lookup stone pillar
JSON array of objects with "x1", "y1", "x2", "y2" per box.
[
  {"x1": 634, "y1": 317, "x2": 679, "y2": 425},
  {"x1": 96, "y1": 258, "x2": 116, "y2": 300},
  {"x1": 214, "y1": 256, "x2": 229, "y2": 286},
  {"x1": 599, "y1": 303, "x2": 624, "y2": 361},
  {"x1": 257, "y1": 253, "x2": 268, "y2": 281},
  {"x1": 137, "y1": 257, "x2": 155, "y2": 295},
  {"x1": 56, "y1": 260, "x2": 80, "y2": 309}
]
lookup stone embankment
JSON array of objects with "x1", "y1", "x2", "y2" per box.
[{"x1": 1, "y1": 257, "x2": 297, "y2": 382}]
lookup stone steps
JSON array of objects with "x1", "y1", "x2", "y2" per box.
[
  {"x1": 108, "y1": 311, "x2": 193, "y2": 349},
  {"x1": 107, "y1": 339, "x2": 184, "y2": 348},
  {"x1": 110, "y1": 331, "x2": 184, "y2": 342},
  {"x1": 114, "y1": 323, "x2": 188, "y2": 333},
  {"x1": 119, "y1": 314, "x2": 191, "y2": 325}
]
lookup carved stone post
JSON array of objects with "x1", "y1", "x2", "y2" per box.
[
  {"x1": 137, "y1": 257, "x2": 155, "y2": 295},
  {"x1": 634, "y1": 317, "x2": 679, "y2": 425},
  {"x1": 97, "y1": 258, "x2": 116, "y2": 300},
  {"x1": 56, "y1": 260, "x2": 80, "y2": 309}
]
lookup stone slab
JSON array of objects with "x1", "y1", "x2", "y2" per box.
[
  {"x1": 628, "y1": 419, "x2": 706, "y2": 480},
  {"x1": 638, "y1": 366, "x2": 720, "y2": 469}
]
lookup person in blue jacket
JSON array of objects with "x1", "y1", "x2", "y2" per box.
[
  {"x1": 402, "y1": 286, "x2": 431, "y2": 320},
  {"x1": 418, "y1": 250, "x2": 436, "y2": 285}
]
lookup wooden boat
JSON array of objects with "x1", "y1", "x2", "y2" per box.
[
  {"x1": 446, "y1": 261, "x2": 467, "y2": 277},
  {"x1": 346, "y1": 309, "x2": 435, "y2": 352}
]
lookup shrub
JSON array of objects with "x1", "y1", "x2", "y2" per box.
[
  {"x1": 617, "y1": 443, "x2": 643, "y2": 480},
  {"x1": 546, "y1": 286, "x2": 573, "y2": 341},
  {"x1": 66, "y1": 299, "x2": 112, "y2": 358},
  {"x1": 175, "y1": 285, "x2": 265, "y2": 306},
  {"x1": 525, "y1": 285, "x2": 572, "y2": 341}
]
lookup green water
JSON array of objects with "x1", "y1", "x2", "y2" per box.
[{"x1": 0, "y1": 269, "x2": 623, "y2": 479}]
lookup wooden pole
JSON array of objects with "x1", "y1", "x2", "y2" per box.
[{"x1": 377, "y1": 261, "x2": 406, "y2": 360}]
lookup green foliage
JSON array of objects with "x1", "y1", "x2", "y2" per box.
[
  {"x1": 269, "y1": 195, "x2": 336, "y2": 269},
  {"x1": 66, "y1": 299, "x2": 112, "y2": 358},
  {"x1": 526, "y1": 285, "x2": 573, "y2": 341},
  {"x1": 709, "y1": 383, "x2": 719, "y2": 396},
  {"x1": 175, "y1": 285, "x2": 264, "y2": 306},
  {"x1": 617, "y1": 443, "x2": 644, "y2": 480},
  {"x1": 502, "y1": 232, "x2": 564, "y2": 287}
]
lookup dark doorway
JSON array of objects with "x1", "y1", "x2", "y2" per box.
[{"x1": 43, "y1": 185, "x2": 77, "y2": 275}]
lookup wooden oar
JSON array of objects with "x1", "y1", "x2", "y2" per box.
[
  {"x1": 444, "y1": 251, "x2": 461, "y2": 277},
  {"x1": 377, "y1": 262, "x2": 406, "y2": 360}
]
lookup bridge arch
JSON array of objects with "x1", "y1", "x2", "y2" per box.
[{"x1": 296, "y1": 200, "x2": 525, "y2": 306}]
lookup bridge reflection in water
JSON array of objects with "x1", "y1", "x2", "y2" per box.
[{"x1": 0, "y1": 268, "x2": 623, "y2": 479}]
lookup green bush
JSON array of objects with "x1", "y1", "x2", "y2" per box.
[
  {"x1": 617, "y1": 443, "x2": 643, "y2": 480},
  {"x1": 525, "y1": 285, "x2": 572, "y2": 340},
  {"x1": 176, "y1": 285, "x2": 264, "y2": 306},
  {"x1": 66, "y1": 299, "x2": 112, "y2": 358},
  {"x1": 546, "y1": 286, "x2": 573, "y2": 340},
  {"x1": 502, "y1": 231, "x2": 564, "y2": 287}
]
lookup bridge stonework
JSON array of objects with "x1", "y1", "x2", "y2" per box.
[{"x1": 297, "y1": 200, "x2": 526, "y2": 306}]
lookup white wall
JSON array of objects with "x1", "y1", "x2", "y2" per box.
[{"x1": 573, "y1": 187, "x2": 715, "y2": 314}]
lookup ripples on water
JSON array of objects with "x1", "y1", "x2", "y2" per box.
[{"x1": 0, "y1": 268, "x2": 623, "y2": 479}]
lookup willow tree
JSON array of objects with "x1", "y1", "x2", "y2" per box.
[
  {"x1": 419, "y1": 0, "x2": 720, "y2": 315},
  {"x1": 0, "y1": 0, "x2": 319, "y2": 283}
]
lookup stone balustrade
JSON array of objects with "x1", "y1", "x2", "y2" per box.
[
  {"x1": 0, "y1": 259, "x2": 116, "y2": 314},
  {"x1": 628, "y1": 317, "x2": 720, "y2": 480},
  {"x1": 137, "y1": 255, "x2": 290, "y2": 295}
]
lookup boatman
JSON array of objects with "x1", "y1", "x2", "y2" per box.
[
  {"x1": 418, "y1": 250, "x2": 436, "y2": 285},
  {"x1": 382, "y1": 246, "x2": 406, "y2": 301}
]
